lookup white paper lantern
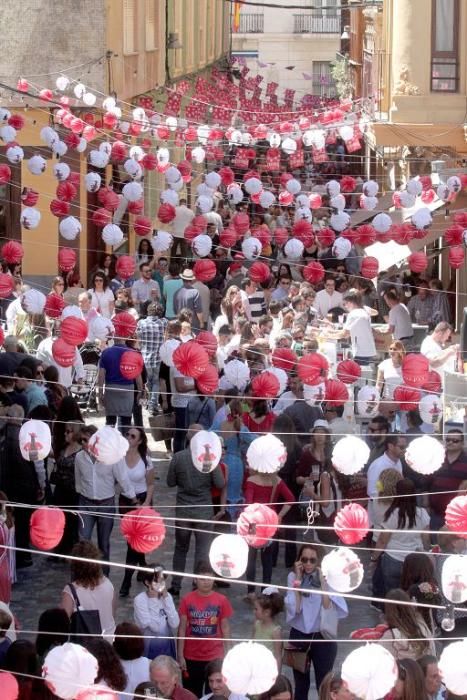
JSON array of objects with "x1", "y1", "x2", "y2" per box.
[
  {"x1": 286, "y1": 178, "x2": 301, "y2": 195},
  {"x1": 23, "y1": 289, "x2": 46, "y2": 314},
  {"x1": 321, "y1": 547, "x2": 364, "y2": 592},
  {"x1": 439, "y1": 640, "x2": 467, "y2": 695},
  {"x1": 339, "y1": 124, "x2": 354, "y2": 142},
  {"x1": 197, "y1": 183, "x2": 214, "y2": 198},
  {"x1": 332, "y1": 436, "x2": 370, "y2": 475},
  {"x1": 55, "y1": 75, "x2": 70, "y2": 91},
  {"x1": 59, "y1": 216, "x2": 81, "y2": 240},
  {"x1": 360, "y1": 195, "x2": 378, "y2": 211},
  {"x1": 437, "y1": 184, "x2": 450, "y2": 202},
  {"x1": 209, "y1": 534, "x2": 249, "y2": 579},
  {"x1": 152, "y1": 230, "x2": 173, "y2": 253},
  {"x1": 326, "y1": 180, "x2": 341, "y2": 198},
  {"x1": 88, "y1": 315, "x2": 114, "y2": 342},
  {"x1": 330, "y1": 194, "x2": 346, "y2": 212},
  {"x1": 205, "y1": 171, "x2": 221, "y2": 190},
  {"x1": 196, "y1": 195, "x2": 214, "y2": 213},
  {"x1": 43, "y1": 642, "x2": 98, "y2": 700},
  {"x1": 0, "y1": 108, "x2": 11, "y2": 121},
  {"x1": 227, "y1": 184, "x2": 244, "y2": 204},
  {"x1": 85, "y1": 172, "x2": 101, "y2": 193},
  {"x1": 224, "y1": 359, "x2": 250, "y2": 391},
  {"x1": 281, "y1": 137, "x2": 297, "y2": 155},
  {"x1": 259, "y1": 191, "x2": 276, "y2": 209},
  {"x1": 190, "y1": 430, "x2": 222, "y2": 473},
  {"x1": 330, "y1": 212, "x2": 350, "y2": 232},
  {"x1": 27, "y1": 155, "x2": 47, "y2": 175},
  {"x1": 295, "y1": 206, "x2": 312, "y2": 222},
  {"x1": 406, "y1": 178, "x2": 423, "y2": 197},
  {"x1": 53, "y1": 163, "x2": 70, "y2": 182},
  {"x1": 242, "y1": 237, "x2": 262, "y2": 260},
  {"x1": 103, "y1": 96, "x2": 117, "y2": 111},
  {"x1": 83, "y1": 92, "x2": 96, "y2": 106},
  {"x1": 244, "y1": 177, "x2": 262, "y2": 195},
  {"x1": 156, "y1": 147, "x2": 170, "y2": 166},
  {"x1": 124, "y1": 158, "x2": 143, "y2": 180},
  {"x1": 284, "y1": 238, "x2": 304, "y2": 259},
  {"x1": 165, "y1": 166, "x2": 181, "y2": 184},
  {"x1": 332, "y1": 236, "x2": 352, "y2": 259},
  {"x1": 89, "y1": 150, "x2": 109, "y2": 168},
  {"x1": 302, "y1": 130, "x2": 315, "y2": 147},
  {"x1": 363, "y1": 180, "x2": 379, "y2": 198},
  {"x1": 357, "y1": 385, "x2": 380, "y2": 417},
  {"x1": 0, "y1": 125, "x2": 16, "y2": 143},
  {"x1": 412, "y1": 207, "x2": 432, "y2": 229},
  {"x1": 61, "y1": 305, "x2": 82, "y2": 320},
  {"x1": 6, "y1": 145, "x2": 24, "y2": 163},
  {"x1": 76, "y1": 138, "x2": 88, "y2": 153},
  {"x1": 160, "y1": 338, "x2": 180, "y2": 367},
  {"x1": 441, "y1": 555, "x2": 467, "y2": 604},
  {"x1": 122, "y1": 181, "x2": 143, "y2": 202},
  {"x1": 192, "y1": 234, "x2": 212, "y2": 257},
  {"x1": 405, "y1": 435, "x2": 445, "y2": 475},
  {"x1": 399, "y1": 191, "x2": 416, "y2": 208},
  {"x1": 19, "y1": 420, "x2": 51, "y2": 461},
  {"x1": 241, "y1": 132, "x2": 253, "y2": 146},
  {"x1": 342, "y1": 644, "x2": 397, "y2": 700},
  {"x1": 166, "y1": 116, "x2": 178, "y2": 131},
  {"x1": 267, "y1": 367, "x2": 287, "y2": 395},
  {"x1": 447, "y1": 175, "x2": 462, "y2": 194},
  {"x1": 161, "y1": 189, "x2": 179, "y2": 206},
  {"x1": 20, "y1": 207, "x2": 41, "y2": 229},
  {"x1": 268, "y1": 132, "x2": 281, "y2": 147},
  {"x1": 40, "y1": 126, "x2": 59, "y2": 147},
  {"x1": 230, "y1": 129, "x2": 243, "y2": 145},
  {"x1": 53, "y1": 141, "x2": 68, "y2": 158},
  {"x1": 88, "y1": 426, "x2": 128, "y2": 465},
  {"x1": 192, "y1": 146, "x2": 206, "y2": 164},
  {"x1": 246, "y1": 434, "x2": 287, "y2": 474},
  {"x1": 222, "y1": 643, "x2": 278, "y2": 696},
  {"x1": 296, "y1": 194, "x2": 309, "y2": 208},
  {"x1": 419, "y1": 395, "x2": 442, "y2": 425},
  {"x1": 197, "y1": 124, "x2": 211, "y2": 143},
  {"x1": 73, "y1": 82, "x2": 86, "y2": 99},
  {"x1": 102, "y1": 224, "x2": 124, "y2": 247},
  {"x1": 373, "y1": 212, "x2": 392, "y2": 233},
  {"x1": 170, "y1": 178, "x2": 184, "y2": 192}
]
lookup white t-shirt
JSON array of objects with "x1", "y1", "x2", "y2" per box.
[
  {"x1": 344, "y1": 307, "x2": 376, "y2": 358},
  {"x1": 367, "y1": 453, "x2": 403, "y2": 533},
  {"x1": 381, "y1": 507, "x2": 430, "y2": 562},
  {"x1": 88, "y1": 288, "x2": 115, "y2": 319},
  {"x1": 315, "y1": 289, "x2": 343, "y2": 317},
  {"x1": 125, "y1": 457, "x2": 151, "y2": 495},
  {"x1": 421, "y1": 335, "x2": 456, "y2": 373},
  {"x1": 388, "y1": 303, "x2": 413, "y2": 340},
  {"x1": 377, "y1": 358, "x2": 402, "y2": 399},
  {"x1": 170, "y1": 366, "x2": 196, "y2": 408},
  {"x1": 172, "y1": 205, "x2": 194, "y2": 238}
]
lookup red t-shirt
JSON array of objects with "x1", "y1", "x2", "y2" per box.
[
  {"x1": 179, "y1": 590, "x2": 233, "y2": 661},
  {"x1": 244, "y1": 479, "x2": 295, "y2": 513}
]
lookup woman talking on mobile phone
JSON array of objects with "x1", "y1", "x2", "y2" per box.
[
  {"x1": 284, "y1": 544, "x2": 348, "y2": 699},
  {"x1": 133, "y1": 565, "x2": 180, "y2": 660}
]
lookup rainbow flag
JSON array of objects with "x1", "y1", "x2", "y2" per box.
[{"x1": 233, "y1": 1, "x2": 243, "y2": 32}]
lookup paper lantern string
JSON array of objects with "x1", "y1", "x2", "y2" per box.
[{"x1": 304, "y1": 499, "x2": 320, "y2": 536}]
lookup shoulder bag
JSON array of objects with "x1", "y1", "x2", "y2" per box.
[
  {"x1": 67, "y1": 583, "x2": 102, "y2": 642},
  {"x1": 283, "y1": 642, "x2": 311, "y2": 673}
]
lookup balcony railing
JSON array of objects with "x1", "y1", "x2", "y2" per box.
[
  {"x1": 233, "y1": 13, "x2": 264, "y2": 33},
  {"x1": 294, "y1": 13, "x2": 341, "y2": 34}
]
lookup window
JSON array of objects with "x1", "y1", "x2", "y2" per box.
[
  {"x1": 312, "y1": 61, "x2": 337, "y2": 98},
  {"x1": 123, "y1": 0, "x2": 137, "y2": 54},
  {"x1": 431, "y1": 0, "x2": 459, "y2": 92},
  {"x1": 145, "y1": 0, "x2": 158, "y2": 51}
]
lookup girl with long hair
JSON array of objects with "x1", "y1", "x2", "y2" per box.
[
  {"x1": 376, "y1": 340, "x2": 406, "y2": 399},
  {"x1": 274, "y1": 413, "x2": 302, "y2": 567},
  {"x1": 53, "y1": 421, "x2": 83, "y2": 554},
  {"x1": 243, "y1": 397, "x2": 276, "y2": 434},
  {"x1": 319, "y1": 672, "x2": 353, "y2": 700},
  {"x1": 386, "y1": 659, "x2": 429, "y2": 700},
  {"x1": 380, "y1": 589, "x2": 435, "y2": 660},
  {"x1": 400, "y1": 553, "x2": 441, "y2": 631}
]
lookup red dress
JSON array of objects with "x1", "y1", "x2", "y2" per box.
[
  {"x1": 244, "y1": 479, "x2": 295, "y2": 512},
  {"x1": 242, "y1": 411, "x2": 275, "y2": 434}
]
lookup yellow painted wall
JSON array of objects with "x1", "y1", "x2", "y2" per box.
[{"x1": 21, "y1": 160, "x2": 58, "y2": 277}]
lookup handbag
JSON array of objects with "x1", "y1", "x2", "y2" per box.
[
  {"x1": 283, "y1": 643, "x2": 311, "y2": 673},
  {"x1": 149, "y1": 412, "x2": 175, "y2": 442},
  {"x1": 67, "y1": 583, "x2": 102, "y2": 642},
  {"x1": 320, "y1": 603, "x2": 338, "y2": 640}
]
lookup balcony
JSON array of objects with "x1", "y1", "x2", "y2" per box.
[
  {"x1": 233, "y1": 13, "x2": 264, "y2": 33},
  {"x1": 293, "y1": 13, "x2": 341, "y2": 34}
]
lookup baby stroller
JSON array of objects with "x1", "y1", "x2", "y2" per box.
[{"x1": 70, "y1": 342, "x2": 101, "y2": 414}]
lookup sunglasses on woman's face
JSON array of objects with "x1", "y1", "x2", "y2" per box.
[{"x1": 301, "y1": 556, "x2": 317, "y2": 564}]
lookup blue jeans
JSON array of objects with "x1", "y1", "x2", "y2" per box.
[
  {"x1": 79, "y1": 496, "x2": 115, "y2": 576},
  {"x1": 381, "y1": 553, "x2": 403, "y2": 595},
  {"x1": 146, "y1": 362, "x2": 161, "y2": 411}
]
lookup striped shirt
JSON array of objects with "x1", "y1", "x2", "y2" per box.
[{"x1": 136, "y1": 316, "x2": 167, "y2": 367}]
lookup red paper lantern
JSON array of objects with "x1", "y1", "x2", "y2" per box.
[
  {"x1": 120, "y1": 507, "x2": 166, "y2": 553},
  {"x1": 1, "y1": 240, "x2": 24, "y2": 264},
  {"x1": 315, "y1": 227, "x2": 335, "y2": 248},
  {"x1": 237, "y1": 503, "x2": 279, "y2": 548},
  {"x1": 193, "y1": 259, "x2": 217, "y2": 282},
  {"x1": 116, "y1": 255, "x2": 136, "y2": 280},
  {"x1": 0, "y1": 671, "x2": 19, "y2": 700},
  {"x1": 197, "y1": 331, "x2": 218, "y2": 357},
  {"x1": 0, "y1": 273, "x2": 15, "y2": 299},
  {"x1": 103, "y1": 111, "x2": 118, "y2": 129},
  {"x1": 408, "y1": 252, "x2": 428, "y2": 273},
  {"x1": 448, "y1": 246, "x2": 465, "y2": 269},
  {"x1": 232, "y1": 213, "x2": 250, "y2": 235},
  {"x1": 111, "y1": 141, "x2": 127, "y2": 162},
  {"x1": 220, "y1": 228, "x2": 238, "y2": 248},
  {"x1": 173, "y1": 341, "x2": 209, "y2": 379},
  {"x1": 120, "y1": 350, "x2": 144, "y2": 379},
  {"x1": 142, "y1": 153, "x2": 157, "y2": 171},
  {"x1": 356, "y1": 225, "x2": 377, "y2": 247},
  {"x1": 50, "y1": 198, "x2": 70, "y2": 217},
  {"x1": 444, "y1": 225, "x2": 464, "y2": 246},
  {"x1": 52, "y1": 338, "x2": 76, "y2": 367},
  {"x1": 274, "y1": 227, "x2": 289, "y2": 247},
  {"x1": 334, "y1": 503, "x2": 370, "y2": 545},
  {"x1": 184, "y1": 224, "x2": 199, "y2": 243},
  {"x1": 402, "y1": 353, "x2": 429, "y2": 388},
  {"x1": 56, "y1": 180, "x2": 77, "y2": 202},
  {"x1": 113, "y1": 312, "x2": 137, "y2": 339},
  {"x1": 196, "y1": 364, "x2": 219, "y2": 395},
  {"x1": 272, "y1": 348, "x2": 298, "y2": 372},
  {"x1": 0, "y1": 326, "x2": 4, "y2": 347},
  {"x1": 249, "y1": 261, "x2": 270, "y2": 284},
  {"x1": 297, "y1": 353, "x2": 329, "y2": 386},
  {"x1": 58, "y1": 248, "x2": 76, "y2": 272},
  {"x1": 30, "y1": 507, "x2": 65, "y2": 550},
  {"x1": 0, "y1": 165, "x2": 12, "y2": 185},
  {"x1": 44, "y1": 293, "x2": 65, "y2": 319},
  {"x1": 292, "y1": 219, "x2": 313, "y2": 240},
  {"x1": 340, "y1": 176, "x2": 357, "y2": 194},
  {"x1": 422, "y1": 370, "x2": 442, "y2": 394},
  {"x1": 219, "y1": 166, "x2": 235, "y2": 186},
  {"x1": 128, "y1": 199, "x2": 144, "y2": 215},
  {"x1": 134, "y1": 216, "x2": 152, "y2": 237},
  {"x1": 158, "y1": 203, "x2": 176, "y2": 224},
  {"x1": 445, "y1": 495, "x2": 467, "y2": 538},
  {"x1": 92, "y1": 207, "x2": 112, "y2": 228},
  {"x1": 393, "y1": 385, "x2": 421, "y2": 411},
  {"x1": 324, "y1": 379, "x2": 349, "y2": 406},
  {"x1": 251, "y1": 371, "x2": 280, "y2": 399},
  {"x1": 360, "y1": 256, "x2": 379, "y2": 279},
  {"x1": 303, "y1": 261, "x2": 325, "y2": 285},
  {"x1": 102, "y1": 189, "x2": 120, "y2": 212},
  {"x1": 60, "y1": 317, "x2": 88, "y2": 346},
  {"x1": 336, "y1": 359, "x2": 361, "y2": 384},
  {"x1": 21, "y1": 188, "x2": 39, "y2": 206}
]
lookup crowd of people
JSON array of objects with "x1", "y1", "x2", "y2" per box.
[{"x1": 0, "y1": 187, "x2": 465, "y2": 700}]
